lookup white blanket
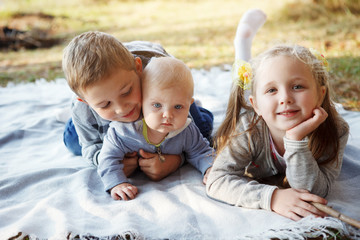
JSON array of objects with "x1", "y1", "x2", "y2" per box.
[{"x1": 0, "y1": 68, "x2": 359, "y2": 239}]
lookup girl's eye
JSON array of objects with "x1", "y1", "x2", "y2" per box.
[
  {"x1": 153, "y1": 103, "x2": 162, "y2": 108},
  {"x1": 175, "y1": 105, "x2": 183, "y2": 110},
  {"x1": 266, "y1": 88, "x2": 277, "y2": 94}
]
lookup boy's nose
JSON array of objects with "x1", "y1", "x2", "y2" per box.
[{"x1": 114, "y1": 103, "x2": 128, "y2": 115}]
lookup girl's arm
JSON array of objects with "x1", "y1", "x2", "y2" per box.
[
  {"x1": 206, "y1": 134, "x2": 277, "y2": 211},
  {"x1": 284, "y1": 119, "x2": 349, "y2": 197}
]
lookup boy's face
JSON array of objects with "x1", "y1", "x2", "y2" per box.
[
  {"x1": 81, "y1": 67, "x2": 142, "y2": 122},
  {"x1": 142, "y1": 84, "x2": 193, "y2": 135}
]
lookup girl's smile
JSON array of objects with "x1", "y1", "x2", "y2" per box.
[{"x1": 250, "y1": 55, "x2": 325, "y2": 140}]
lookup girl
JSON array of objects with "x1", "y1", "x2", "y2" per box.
[{"x1": 206, "y1": 44, "x2": 349, "y2": 221}]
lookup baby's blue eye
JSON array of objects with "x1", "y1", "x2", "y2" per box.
[
  {"x1": 175, "y1": 105, "x2": 183, "y2": 109},
  {"x1": 293, "y1": 85, "x2": 303, "y2": 90},
  {"x1": 153, "y1": 103, "x2": 162, "y2": 108}
]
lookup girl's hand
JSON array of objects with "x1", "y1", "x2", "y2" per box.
[
  {"x1": 123, "y1": 151, "x2": 139, "y2": 177},
  {"x1": 271, "y1": 188, "x2": 328, "y2": 221},
  {"x1": 286, "y1": 107, "x2": 328, "y2": 141},
  {"x1": 110, "y1": 183, "x2": 138, "y2": 201},
  {"x1": 138, "y1": 149, "x2": 181, "y2": 181}
]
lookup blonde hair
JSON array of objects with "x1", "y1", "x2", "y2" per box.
[
  {"x1": 62, "y1": 31, "x2": 136, "y2": 97},
  {"x1": 216, "y1": 44, "x2": 341, "y2": 165},
  {"x1": 142, "y1": 57, "x2": 194, "y2": 98}
]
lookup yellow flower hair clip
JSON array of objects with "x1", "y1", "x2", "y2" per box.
[
  {"x1": 310, "y1": 48, "x2": 330, "y2": 72},
  {"x1": 232, "y1": 59, "x2": 252, "y2": 90}
]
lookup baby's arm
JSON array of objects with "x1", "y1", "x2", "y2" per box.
[
  {"x1": 138, "y1": 150, "x2": 182, "y2": 181},
  {"x1": 110, "y1": 183, "x2": 138, "y2": 201},
  {"x1": 285, "y1": 107, "x2": 328, "y2": 141}
]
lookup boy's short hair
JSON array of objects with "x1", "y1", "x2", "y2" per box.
[
  {"x1": 62, "y1": 31, "x2": 135, "y2": 97},
  {"x1": 143, "y1": 57, "x2": 194, "y2": 98}
]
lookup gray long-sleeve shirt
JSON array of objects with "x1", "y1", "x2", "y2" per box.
[
  {"x1": 206, "y1": 110, "x2": 349, "y2": 211},
  {"x1": 98, "y1": 118, "x2": 214, "y2": 192}
]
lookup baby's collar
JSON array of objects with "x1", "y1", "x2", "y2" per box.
[{"x1": 140, "y1": 118, "x2": 192, "y2": 146}]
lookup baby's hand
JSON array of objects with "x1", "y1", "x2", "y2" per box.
[
  {"x1": 271, "y1": 188, "x2": 328, "y2": 221},
  {"x1": 110, "y1": 183, "x2": 138, "y2": 201},
  {"x1": 203, "y1": 167, "x2": 212, "y2": 185},
  {"x1": 286, "y1": 107, "x2": 328, "y2": 141}
]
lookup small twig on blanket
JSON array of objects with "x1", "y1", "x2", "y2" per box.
[{"x1": 311, "y1": 202, "x2": 360, "y2": 229}]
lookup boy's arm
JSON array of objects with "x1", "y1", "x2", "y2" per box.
[
  {"x1": 72, "y1": 102, "x2": 105, "y2": 166},
  {"x1": 138, "y1": 150, "x2": 182, "y2": 181}
]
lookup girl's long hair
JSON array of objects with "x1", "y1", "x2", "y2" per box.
[{"x1": 215, "y1": 44, "x2": 342, "y2": 165}]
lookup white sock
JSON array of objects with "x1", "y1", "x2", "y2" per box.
[{"x1": 234, "y1": 9, "x2": 267, "y2": 61}]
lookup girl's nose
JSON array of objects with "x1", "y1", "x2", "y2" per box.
[{"x1": 279, "y1": 91, "x2": 294, "y2": 105}]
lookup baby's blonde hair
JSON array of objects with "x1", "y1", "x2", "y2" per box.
[
  {"x1": 62, "y1": 31, "x2": 135, "y2": 97},
  {"x1": 142, "y1": 57, "x2": 194, "y2": 98},
  {"x1": 216, "y1": 44, "x2": 342, "y2": 165}
]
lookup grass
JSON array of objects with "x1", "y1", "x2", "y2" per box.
[{"x1": 0, "y1": 0, "x2": 359, "y2": 110}]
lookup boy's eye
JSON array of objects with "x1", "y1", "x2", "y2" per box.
[
  {"x1": 100, "y1": 102, "x2": 110, "y2": 109},
  {"x1": 153, "y1": 103, "x2": 162, "y2": 108},
  {"x1": 174, "y1": 105, "x2": 183, "y2": 109},
  {"x1": 122, "y1": 87, "x2": 132, "y2": 96}
]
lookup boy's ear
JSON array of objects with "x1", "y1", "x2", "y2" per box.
[
  {"x1": 134, "y1": 57, "x2": 143, "y2": 74},
  {"x1": 190, "y1": 98, "x2": 194, "y2": 105}
]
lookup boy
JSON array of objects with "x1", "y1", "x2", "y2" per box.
[
  {"x1": 98, "y1": 57, "x2": 214, "y2": 200},
  {"x1": 62, "y1": 31, "x2": 214, "y2": 181}
]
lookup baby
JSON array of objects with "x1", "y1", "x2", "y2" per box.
[{"x1": 98, "y1": 57, "x2": 214, "y2": 200}]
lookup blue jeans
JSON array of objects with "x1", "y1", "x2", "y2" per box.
[{"x1": 63, "y1": 103, "x2": 214, "y2": 155}]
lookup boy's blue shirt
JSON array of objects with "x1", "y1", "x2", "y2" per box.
[{"x1": 97, "y1": 118, "x2": 214, "y2": 192}]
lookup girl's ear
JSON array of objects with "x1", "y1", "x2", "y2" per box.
[
  {"x1": 318, "y1": 85, "x2": 326, "y2": 106},
  {"x1": 249, "y1": 95, "x2": 261, "y2": 116}
]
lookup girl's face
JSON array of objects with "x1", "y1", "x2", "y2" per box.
[{"x1": 249, "y1": 55, "x2": 325, "y2": 138}]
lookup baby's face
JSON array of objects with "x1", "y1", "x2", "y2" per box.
[
  {"x1": 81, "y1": 68, "x2": 142, "y2": 122},
  {"x1": 142, "y1": 85, "x2": 193, "y2": 134}
]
